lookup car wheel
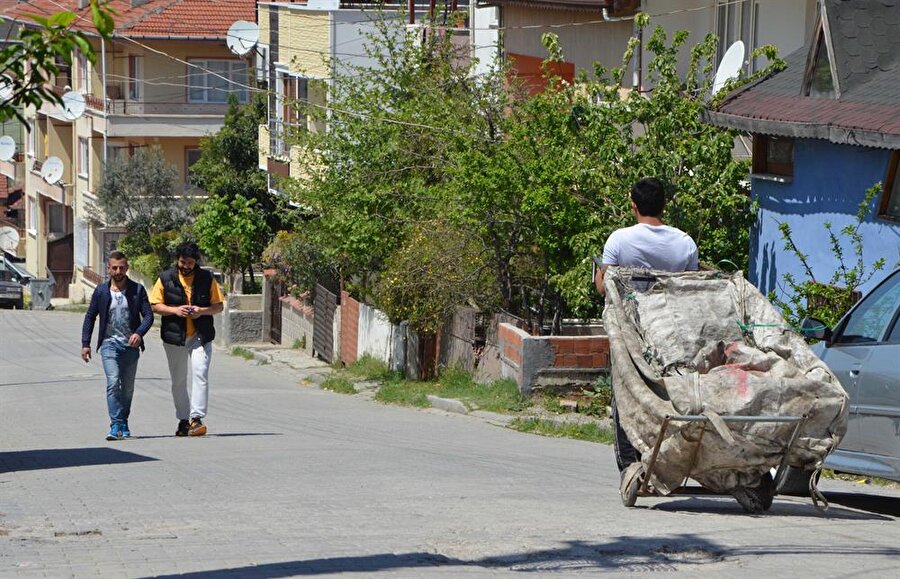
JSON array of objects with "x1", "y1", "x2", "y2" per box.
[{"x1": 776, "y1": 466, "x2": 819, "y2": 497}]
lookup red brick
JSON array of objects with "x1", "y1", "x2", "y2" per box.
[
  {"x1": 573, "y1": 338, "x2": 592, "y2": 355},
  {"x1": 592, "y1": 352, "x2": 610, "y2": 368}
]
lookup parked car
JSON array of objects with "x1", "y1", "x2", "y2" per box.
[
  {"x1": 0, "y1": 269, "x2": 25, "y2": 309},
  {"x1": 779, "y1": 268, "x2": 900, "y2": 493}
]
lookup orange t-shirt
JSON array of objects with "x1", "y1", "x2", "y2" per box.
[{"x1": 150, "y1": 272, "x2": 224, "y2": 337}]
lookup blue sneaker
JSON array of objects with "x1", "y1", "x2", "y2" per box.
[
  {"x1": 105, "y1": 424, "x2": 122, "y2": 441},
  {"x1": 121, "y1": 422, "x2": 131, "y2": 438}
]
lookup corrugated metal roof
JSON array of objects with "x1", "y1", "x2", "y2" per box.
[{"x1": 705, "y1": 0, "x2": 900, "y2": 149}]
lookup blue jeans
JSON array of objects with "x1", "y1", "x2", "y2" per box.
[{"x1": 100, "y1": 339, "x2": 140, "y2": 426}]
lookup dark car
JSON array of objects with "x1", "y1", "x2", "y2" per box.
[
  {"x1": 0, "y1": 269, "x2": 25, "y2": 309},
  {"x1": 780, "y1": 268, "x2": 900, "y2": 493}
]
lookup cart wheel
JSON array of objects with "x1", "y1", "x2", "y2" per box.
[
  {"x1": 620, "y1": 463, "x2": 643, "y2": 508},
  {"x1": 733, "y1": 472, "x2": 775, "y2": 514}
]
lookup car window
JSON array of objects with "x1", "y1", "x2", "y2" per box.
[{"x1": 836, "y1": 271, "x2": 900, "y2": 344}]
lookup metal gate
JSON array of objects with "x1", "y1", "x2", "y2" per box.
[
  {"x1": 269, "y1": 277, "x2": 284, "y2": 344},
  {"x1": 313, "y1": 282, "x2": 339, "y2": 362}
]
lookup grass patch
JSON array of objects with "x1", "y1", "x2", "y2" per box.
[
  {"x1": 509, "y1": 417, "x2": 614, "y2": 444},
  {"x1": 293, "y1": 335, "x2": 307, "y2": 350},
  {"x1": 373, "y1": 367, "x2": 527, "y2": 413},
  {"x1": 321, "y1": 376, "x2": 357, "y2": 395},
  {"x1": 49, "y1": 303, "x2": 88, "y2": 313},
  {"x1": 346, "y1": 354, "x2": 398, "y2": 381},
  {"x1": 821, "y1": 469, "x2": 900, "y2": 490},
  {"x1": 231, "y1": 346, "x2": 255, "y2": 361}
]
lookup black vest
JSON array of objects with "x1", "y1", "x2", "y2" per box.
[{"x1": 159, "y1": 267, "x2": 216, "y2": 346}]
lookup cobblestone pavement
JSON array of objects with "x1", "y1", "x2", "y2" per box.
[{"x1": 1, "y1": 310, "x2": 899, "y2": 578}]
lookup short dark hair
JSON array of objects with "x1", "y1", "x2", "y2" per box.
[
  {"x1": 630, "y1": 177, "x2": 667, "y2": 217},
  {"x1": 174, "y1": 241, "x2": 202, "y2": 261},
  {"x1": 108, "y1": 250, "x2": 127, "y2": 262}
]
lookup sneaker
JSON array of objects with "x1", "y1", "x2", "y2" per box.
[
  {"x1": 121, "y1": 422, "x2": 131, "y2": 438},
  {"x1": 106, "y1": 424, "x2": 122, "y2": 441},
  {"x1": 175, "y1": 419, "x2": 190, "y2": 437},
  {"x1": 188, "y1": 417, "x2": 207, "y2": 437}
]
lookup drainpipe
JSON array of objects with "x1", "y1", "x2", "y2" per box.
[
  {"x1": 602, "y1": 4, "x2": 643, "y2": 92},
  {"x1": 101, "y1": 37, "x2": 107, "y2": 165}
]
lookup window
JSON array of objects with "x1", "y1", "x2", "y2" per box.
[
  {"x1": 28, "y1": 196, "x2": 36, "y2": 232},
  {"x1": 808, "y1": 34, "x2": 835, "y2": 99},
  {"x1": 185, "y1": 148, "x2": 202, "y2": 184},
  {"x1": 77, "y1": 137, "x2": 89, "y2": 177},
  {"x1": 835, "y1": 272, "x2": 900, "y2": 344},
  {"x1": 716, "y1": 0, "x2": 756, "y2": 74},
  {"x1": 47, "y1": 203, "x2": 66, "y2": 237},
  {"x1": 752, "y1": 135, "x2": 794, "y2": 177},
  {"x1": 26, "y1": 125, "x2": 35, "y2": 157},
  {"x1": 76, "y1": 51, "x2": 89, "y2": 91},
  {"x1": 128, "y1": 55, "x2": 143, "y2": 100},
  {"x1": 188, "y1": 59, "x2": 248, "y2": 104},
  {"x1": 879, "y1": 151, "x2": 900, "y2": 220}
]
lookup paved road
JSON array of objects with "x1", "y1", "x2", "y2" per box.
[{"x1": 1, "y1": 310, "x2": 898, "y2": 578}]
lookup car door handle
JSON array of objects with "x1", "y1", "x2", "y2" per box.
[{"x1": 849, "y1": 369, "x2": 860, "y2": 377}]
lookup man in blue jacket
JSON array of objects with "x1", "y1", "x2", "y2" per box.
[{"x1": 81, "y1": 251, "x2": 154, "y2": 441}]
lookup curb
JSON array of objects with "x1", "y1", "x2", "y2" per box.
[{"x1": 426, "y1": 395, "x2": 470, "y2": 415}]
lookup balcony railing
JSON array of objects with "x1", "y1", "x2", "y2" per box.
[{"x1": 82, "y1": 266, "x2": 103, "y2": 285}]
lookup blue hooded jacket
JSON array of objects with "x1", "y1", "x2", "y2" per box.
[{"x1": 81, "y1": 278, "x2": 154, "y2": 351}]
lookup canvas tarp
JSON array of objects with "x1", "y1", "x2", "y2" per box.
[{"x1": 602, "y1": 268, "x2": 848, "y2": 495}]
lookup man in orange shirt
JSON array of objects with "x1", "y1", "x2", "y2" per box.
[{"x1": 150, "y1": 242, "x2": 224, "y2": 437}]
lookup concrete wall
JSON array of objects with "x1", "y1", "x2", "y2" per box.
[
  {"x1": 750, "y1": 139, "x2": 899, "y2": 302},
  {"x1": 357, "y1": 302, "x2": 395, "y2": 365},
  {"x1": 216, "y1": 294, "x2": 263, "y2": 346}
]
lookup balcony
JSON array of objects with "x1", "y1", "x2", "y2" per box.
[
  {"x1": 0, "y1": 152, "x2": 24, "y2": 183},
  {"x1": 29, "y1": 158, "x2": 71, "y2": 205}
]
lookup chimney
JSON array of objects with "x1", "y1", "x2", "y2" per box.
[
  {"x1": 131, "y1": 0, "x2": 153, "y2": 7},
  {"x1": 77, "y1": 0, "x2": 90, "y2": 9}
]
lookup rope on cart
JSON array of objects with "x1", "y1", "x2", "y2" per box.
[{"x1": 810, "y1": 462, "x2": 829, "y2": 511}]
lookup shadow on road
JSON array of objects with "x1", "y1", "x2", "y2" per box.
[
  {"x1": 0, "y1": 447, "x2": 157, "y2": 473},
  {"x1": 130, "y1": 433, "x2": 283, "y2": 440},
  {"x1": 147, "y1": 536, "x2": 900, "y2": 577},
  {"x1": 642, "y1": 494, "x2": 897, "y2": 520}
]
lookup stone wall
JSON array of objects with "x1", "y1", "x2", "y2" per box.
[
  {"x1": 280, "y1": 296, "x2": 314, "y2": 357},
  {"x1": 215, "y1": 293, "x2": 264, "y2": 346}
]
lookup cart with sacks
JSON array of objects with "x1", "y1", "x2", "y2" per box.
[{"x1": 602, "y1": 268, "x2": 848, "y2": 513}]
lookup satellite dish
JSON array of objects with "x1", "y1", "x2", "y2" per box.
[
  {"x1": 0, "y1": 76, "x2": 13, "y2": 102},
  {"x1": 62, "y1": 91, "x2": 86, "y2": 120},
  {"x1": 41, "y1": 156, "x2": 64, "y2": 185},
  {"x1": 0, "y1": 226, "x2": 20, "y2": 252},
  {"x1": 712, "y1": 41, "x2": 745, "y2": 96},
  {"x1": 0, "y1": 135, "x2": 16, "y2": 161},
  {"x1": 226, "y1": 21, "x2": 259, "y2": 56}
]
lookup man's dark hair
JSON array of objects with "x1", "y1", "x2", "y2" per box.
[
  {"x1": 630, "y1": 177, "x2": 666, "y2": 217},
  {"x1": 174, "y1": 241, "x2": 202, "y2": 261},
  {"x1": 108, "y1": 250, "x2": 127, "y2": 262}
]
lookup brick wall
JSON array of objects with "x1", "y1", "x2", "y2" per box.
[
  {"x1": 340, "y1": 290, "x2": 359, "y2": 366},
  {"x1": 498, "y1": 322, "x2": 610, "y2": 394},
  {"x1": 548, "y1": 336, "x2": 610, "y2": 369}
]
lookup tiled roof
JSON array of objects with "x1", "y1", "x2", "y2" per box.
[
  {"x1": 479, "y1": 0, "x2": 636, "y2": 14},
  {"x1": 0, "y1": 0, "x2": 257, "y2": 39},
  {"x1": 704, "y1": 0, "x2": 900, "y2": 149}
]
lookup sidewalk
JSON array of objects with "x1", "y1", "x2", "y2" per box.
[{"x1": 233, "y1": 342, "x2": 613, "y2": 432}]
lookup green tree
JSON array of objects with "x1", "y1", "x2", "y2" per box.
[
  {"x1": 92, "y1": 147, "x2": 188, "y2": 276},
  {"x1": 194, "y1": 194, "x2": 270, "y2": 293},
  {"x1": 0, "y1": 1, "x2": 114, "y2": 123},
  {"x1": 771, "y1": 183, "x2": 896, "y2": 328}
]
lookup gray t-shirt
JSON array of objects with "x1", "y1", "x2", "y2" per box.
[
  {"x1": 601, "y1": 223, "x2": 698, "y2": 271},
  {"x1": 105, "y1": 289, "x2": 131, "y2": 344}
]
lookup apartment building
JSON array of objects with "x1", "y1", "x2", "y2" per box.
[{"x1": 1, "y1": 0, "x2": 256, "y2": 299}]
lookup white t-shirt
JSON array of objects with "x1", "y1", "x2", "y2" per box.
[{"x1": 601, "y1": 223, "x2": 698, "y2": 271}]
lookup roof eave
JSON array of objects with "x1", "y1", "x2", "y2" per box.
[{"x1": 702, "y1": 109, "x2": 900, "y2": 150}]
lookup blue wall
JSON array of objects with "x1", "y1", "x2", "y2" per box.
[{"x1": 750, "y1": 139, "x2": 900, "y2": 302}]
